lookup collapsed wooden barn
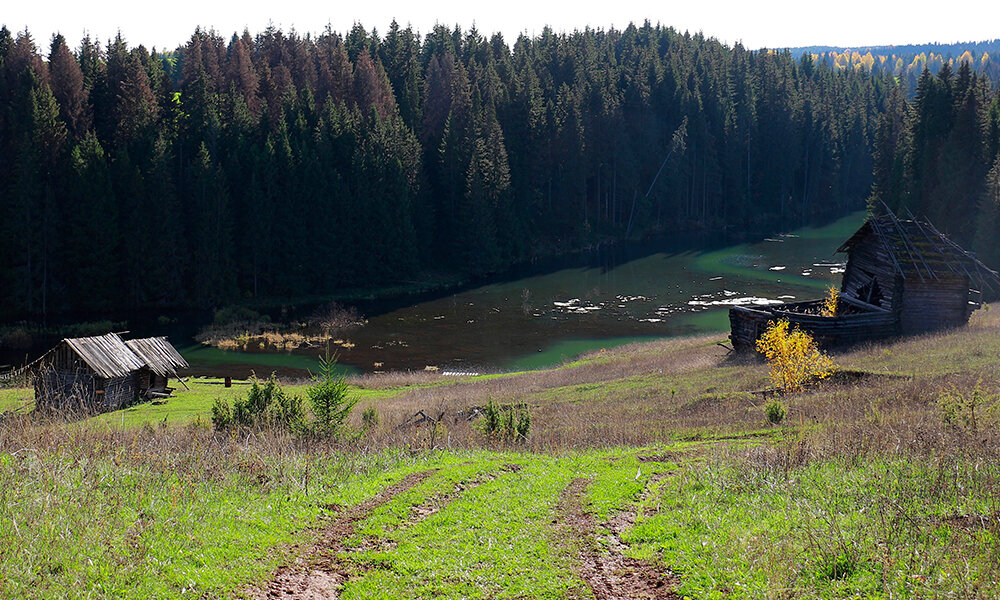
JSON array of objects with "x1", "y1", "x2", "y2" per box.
[
  {"x1": 730, "y1": 211, "x2": 1000, "y2": 352},
  {"x1": 33, "y1": 333, "x2": 188, "y2": 411}
]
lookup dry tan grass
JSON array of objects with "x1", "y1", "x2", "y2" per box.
[
  {"x1": 348, "y1": 335, "x2": 766, "y2": 450},
  {"x1": 344, "y1": 308, "x2": 1000, "y2": 453}
]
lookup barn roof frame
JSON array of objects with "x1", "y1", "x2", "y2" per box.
[{"x1": 836, "y1": 205, "x2": 1000, "y2": 292}]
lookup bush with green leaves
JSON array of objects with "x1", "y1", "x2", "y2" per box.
[
  {"x1": 211, "y1": 373, "x2": 304, "y2": 432},
  {"x1": 477, "y1": 399, "x2": 531, "y2": 444},
  {"x1": 211, "y1": 355, "x2": 358, "y2": 437}
]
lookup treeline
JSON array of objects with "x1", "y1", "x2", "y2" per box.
[
  {"x1": 792, "y1": 41, "x2": 1000, "y2": 94},
  {"x1": 0, "y1": 22, "x2": 887, "y2": 319},
  {"x1": 872, "y1": 61, "x2": 1000, "y2": 266}
]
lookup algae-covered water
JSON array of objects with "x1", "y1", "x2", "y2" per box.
[{"x1": 184, "y1": 212, "x2": 865, "y2": 376}]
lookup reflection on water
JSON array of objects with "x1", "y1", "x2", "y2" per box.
[{"x1": 187, "y1": 212, "x2": 865, "y2": 375}]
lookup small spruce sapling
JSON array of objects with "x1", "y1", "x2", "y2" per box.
[
  {"x1": 361, "y1": 405, "x2": 379, "y2": 430},
  {"x1": 765, "y1": 399, "x2": 786, "y2": 424},
  {"x1": 308, "y1": 351, "x2": 357, "y2": 436}
]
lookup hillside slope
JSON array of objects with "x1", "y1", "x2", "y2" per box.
[{"x1": 3, "y1": 311, "x2": 1000, "y2": 598}]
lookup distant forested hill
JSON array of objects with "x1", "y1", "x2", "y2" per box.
[
  {"x1": 0, "y1": 23, "x2": 910, "y2": 319},
  {"x1": 788, "y1": 40, "x2": 1000, "y2": 92}
]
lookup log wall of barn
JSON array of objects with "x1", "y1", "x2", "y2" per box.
[
  {"x1": 840, "y1": 234, "x2": 901, "y2": 311},
  {"x1": 35, "y1": 368, "x2": 96, "y2": 409},
  {"x1": 900, "y1": 276, "x2": 971, "y2": 334},
  {"x1": 101, "y1": 374, "x2": 138, "y2": 410}
]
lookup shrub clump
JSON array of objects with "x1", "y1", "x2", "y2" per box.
[
  {"x1": 477, "y1": 399, "x2": 531, "y2": 444},
  {"x1": 212, "y1": 353, "x2": 357, "y2": 437},
  {"x1": 211, "y1": 374, "x2": 305, "y2": 432},
  {"x1": 756, "y1": 319, "x2": 835, "y2": 392}
]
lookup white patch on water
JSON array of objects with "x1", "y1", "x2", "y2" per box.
[
  {"x1": 553, "y1": 298, "x2": 603, "y2": 315},
  {"x1": 553, "y1": 298, "x2": 581, "y2": 307},
  {"x1": 615, "y1": 295, "x2": 649, "y2": 302},
  {"x1": 688, "y1": 296, "x2": 784, "y2": 307},
  {"x1": 768, "y1": 266, "x2": 786, "y2": 271}
]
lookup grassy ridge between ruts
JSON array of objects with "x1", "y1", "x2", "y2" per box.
[{"x1": 4, "y1": 309, "x2": 1000, "y2": 598}]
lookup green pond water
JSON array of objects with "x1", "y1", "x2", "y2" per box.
[{"x1": 186, "y1": 212, "x2": 866, "y2": 376}]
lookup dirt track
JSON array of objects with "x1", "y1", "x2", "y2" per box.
[
  {"x1": 253, "y1": 470, "x2": 436, "y2": 600},
  {"x1": 557, "y1": 477, "x2": 681, "y2": 600}
]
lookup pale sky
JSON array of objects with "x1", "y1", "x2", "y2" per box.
[{"x1": 4, "y1": 0, "x2": 1000, "y2": 54}]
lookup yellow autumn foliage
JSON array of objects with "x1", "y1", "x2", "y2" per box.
[
  {"x1": 756, "y1": 319, "x2": 836, "y2": 392},
  {"x1": 821, "y1": 285, "x2": 839, "y2": 317}
]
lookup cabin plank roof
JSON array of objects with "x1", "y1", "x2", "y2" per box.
[
  {"x1": 125, "y1": 337, "x2": 189, "y2": 377},
  {"x1": 837, "y1": 214, "x2": 1000, "y2": 290},
  {"x1": 64, "y1": 333, "x2": 145, "y2": 379}
]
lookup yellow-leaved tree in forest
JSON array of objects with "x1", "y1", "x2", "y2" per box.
[{"x1": 756, "y1": 319, "x2": 836, "y2": 392}]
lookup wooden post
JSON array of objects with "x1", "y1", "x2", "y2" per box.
[{"x1": 225, "y1": 376, "x2": 232, "y2": 388}]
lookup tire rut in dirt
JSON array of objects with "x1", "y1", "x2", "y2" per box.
[
  {"x1": 557, "y1": 477, "x2": 681, "y2": 600},
  {"x1": 252, "y1": 469, "x2": 437, "y2": 600}
]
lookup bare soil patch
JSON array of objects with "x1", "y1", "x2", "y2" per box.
[
  {"x1": 252, "y1": 470, "x2": 436, "y2": 599},
  {"x1": 557, "y1": 478, "x2": 680, "y2": 600}
]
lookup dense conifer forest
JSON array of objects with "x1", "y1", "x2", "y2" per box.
[
  {"x1": 871, "y1": 60, "x2": 1000, "y2": 266},
  {"x1": 0, "y1": 22, "x2": 996, "y2": 321}
]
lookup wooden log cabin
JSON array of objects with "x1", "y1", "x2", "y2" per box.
[
  {"x1": 730, "y1": 210, "x2": 1000, "y2": 352},
  {"x1": 33, "y1": 333, "x2": 188, "y2": 411},
  {"x1": 125, "y1": 337, "x2": 190, "y2": 399}
]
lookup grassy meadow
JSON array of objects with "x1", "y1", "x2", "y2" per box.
[{"x1": 4, "y1": 309, "x2": 1000, "y2": 598}]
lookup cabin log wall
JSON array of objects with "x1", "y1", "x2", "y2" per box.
[
  {"x1": 899, "y1": 276, "x2": 971, "y2": 334},
  {"x1": 102, "y1": 374, "x2": 138, "y2": 410},
  {"x1": 35, "y1": 368, "x2": 96, "y2": 409},
  {"x1": 730, "y1": 302, "x2": 899, "y2": 352},
  {"x1": 840, "y1": 233, "x2": 900, "y2": 311}
]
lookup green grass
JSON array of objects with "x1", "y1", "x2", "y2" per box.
[
  {"x1": 0, "y1": 386, "x2": 32, "y2": 413},
  {"x1": 68, "y1": 378, "x2": 404, "y2": 429},
  {"x1": 0, "y1": 438, "x2": 684, "y2": 600},
  {"x1": 0, "y1": 435, "x2": 435, "y2": 599},
  {"x1": 625, "y1": 455, "x2": 1000, "y2": 599},
  {"x1": 337, "y1": 449, "x2": 677, "y2": 599}
]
